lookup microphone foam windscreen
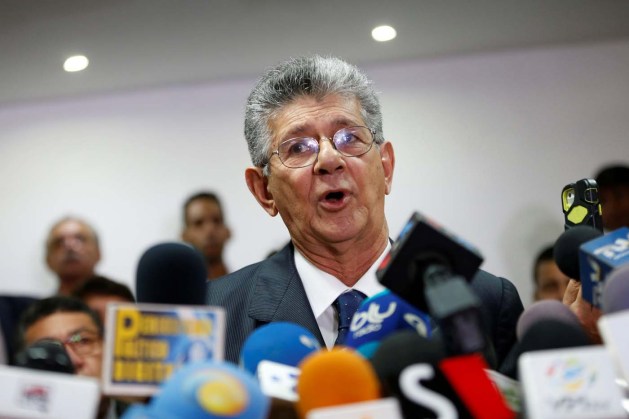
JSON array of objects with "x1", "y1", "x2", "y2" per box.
[
  {"x1": 136, "y1": 242, "x2": 208, "y2": 305},
  {"x1": 240, "y1": 322, "x2": 321, "y2": 375},
  {"x1": 602, "y1": 264, "x2": 629, "y2": 314},
  {"x1": 516, "y1": 300, "x2": 581, "y2": 340},
  {"x1": 124, "y1": 360, "x2": 269, "y2": 419},
  {"x1": 506, "y1": 319, "x2": 590, "y2": 380},
  {"x1": 296, "y1": 348, "x2": 380, "y2": 418},
  {"x1": 553, "y1": 225, "x2": 602, "y2": 280}
]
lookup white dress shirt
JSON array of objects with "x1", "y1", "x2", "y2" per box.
[{"x1": 295, "y1": 242, "x2": 390, "y2": 348}]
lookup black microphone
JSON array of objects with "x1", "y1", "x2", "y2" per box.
[
  {"x1": 500, "y1": 319, "x2": 590, "y2": 380},
  {"x1": 553, "y1": 225, "x2": 603, "y2": 281},
  {"x1": 370, "y1": 330, "x2": 514, "y2": 418},
  {"x1": 370, "y1": 331, "x2": 471, "y2": 419},
  {"x1": 14, "y1": 339, "x2": 75, "y2": 374},
  {"x1": 377, "y1": 212, "x2": 490, "y2": 359},
  {"x1": 135, "y1": 242, "x2": 208, "y2": 305}
]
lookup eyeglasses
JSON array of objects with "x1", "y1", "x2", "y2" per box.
[
  {"x1": 268, "y1": 126, "x2": 376, "y2": 169},
  {"x1": 37, "y1": 330, "x2": 101, "y2": 357}
]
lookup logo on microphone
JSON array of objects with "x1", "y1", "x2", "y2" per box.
[
  {"x1": 544, "y1": 357, "x2": 612, "y2": 414},
  {"x1": 350, "y1": 301, "x2": 397, "y2": 337},
  {"x1": 19, "y1": 384, "x2": 51, "y2": 413},
  {"x1": 593, "y1": 233, "x2": 629, "y2": 261}
]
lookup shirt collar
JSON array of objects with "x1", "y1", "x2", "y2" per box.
[{"x1": 295, "y1": 242, "x2": 390, "y2": 319}]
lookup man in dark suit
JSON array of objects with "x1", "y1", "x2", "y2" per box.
[{"x1": 207, "y1": 55, "x2": 523, "y2": 368}]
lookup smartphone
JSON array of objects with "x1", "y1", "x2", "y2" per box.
[{"x1": 561, "y1": 178, "x2": 603, "y2": 232}]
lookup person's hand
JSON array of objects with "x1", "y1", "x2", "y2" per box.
[{"x1": 562, "y1": 279, "x2": 602, "y2": 344}]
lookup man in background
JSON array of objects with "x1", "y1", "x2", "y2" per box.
[
  {"x1": 16, "y1": 296, "x2": 122, "y2": 418},
  {"x1": 532, "y1": 245, "x2": 570, "y2": 301},
  {"x1": 595, "y1": 164, "x2": 629, "y2": 231},
  {"x1": 181, "y1": 191, "x2": 231, "y2": 279},
  {"x1": 45, "y1": 216, "x2": 102, "y2": 295},
  {"x1": 72, "y1": 275, "x2": 135, "y2": 324}
]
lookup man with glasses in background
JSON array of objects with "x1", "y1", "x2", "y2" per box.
[
  {"x1": 17, "y1": 296, "x2": 123, "y2": 418},
  {"x1": 207, "y1": 55, "x2": 523, "y2": 369}
]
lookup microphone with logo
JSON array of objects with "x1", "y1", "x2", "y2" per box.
[
  {"x1": 240, "y1": 322, "x2": 320, "y2": 402},
  {"x1": 343, "y1": 289, "x2": 432, "y2": 358},
  {"x1": 376, "y1": 212, "x2": 492, "y2": 362},
  {"x1": 121, "y1": 360, "x2": 270, "y2": 419},
  {"x1": 554, "y1": 225, "x2": 629, "y2": 308},
  {"x1": 370, "y1": 330, "x2": 514, "y2": 419},
  {"x1": 517, "y1": 339, "x2": 625, "y2": 418},
  {"x1": 101, "y1": 242, "x2": 224, "y2": 399},
  {"x1": 1, "y1": 340, "x2": 101, "y2": 418}
]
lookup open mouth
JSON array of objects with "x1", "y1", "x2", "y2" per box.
[{"x1": 325, "y1": 191, "x2": 345, "y2": 202}]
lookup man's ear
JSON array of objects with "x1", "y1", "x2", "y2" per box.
[
  {"x1": 245, "y1": 167, "x2": 278, "y2": 216},
  {"x1": 380, "y1": 141, "x2": 395, "y2": 195}
]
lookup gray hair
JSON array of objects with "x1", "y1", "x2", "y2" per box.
[{"x1": 244, "y1": 55, "x2": 384, "y2": 173}]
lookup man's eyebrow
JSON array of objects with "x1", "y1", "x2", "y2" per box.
[{"x1": 283, "y1": 118, "x2": 362, "y2": 138}]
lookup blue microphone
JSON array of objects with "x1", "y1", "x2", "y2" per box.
[
  {"x1": 345, "y1": 290, "x2": 432, "y2": 358},
  {"x1": 579, "y1": 227, "x2": 629, "y2": 307},
  {"x1": 122, "y1": 361, "x2": 269, "y2": 419},
  {"x1": 240, "y1": 322, "x2": 321, "y2": 402},
  {"x1": 240, "y1": 322, "x2": 321, "y2": 375}
]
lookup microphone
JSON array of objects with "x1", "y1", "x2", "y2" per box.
[
  {"x1": 578, "y1": 227, "x2": 629, "y2": 307},
  {"x1": 516, "y1": 299, "x2": 581, "y2": 340},
  {"x1": 371, "y1": 331, "x2": 513, "y2": 419},
  {"x1": 136, "y1": 242, "x2": 208, "y2": 305},
  {"x1": 0, "y1": 364, "x2": 101, "y2": 418},
  {"x1": 104, "y1": 244, "x2": 225, "y2": 396},
  {"x1": 121, "y1": 360, "x2": 270, "y2": 419},
  {"x1": 240, "y1": 322, "x2": 320, "y2": 401},
  {"x1": 438, "y1": 354, "x2": 514, "y2": 419},
  {"x1": 595, "y1": 264, "x2": 629, "y2": 384},
  {"x1": 554, "y1": 225, "x2": 603, "y2": 281},
  {"x1": 519, "y1": 346, "x2": 626, "y2": 419},
  {"x1": 369, "y1": 330, "x2": 472, "y2": 418},
  {"x1": 240, "y1": 322, "x2": 321, "y2": 375},
  {"x1": 296, "y1": 348, "x2": 380, "y2": 418},
  {"x1": 501, "y1": 319, "x2": 590, "y2": 380},
  {"x1": 344, "y1": 289, "x2": 432, "y2": 358},
  {"x1": 601, "y1": 264, "x2": 629, "y2": 313},
  {"x1": 14, "y1": 339, "x2": 75, "y2": 374},
  {"x1": 376, "y1": 212, "x2": 489, "y2": 359}
]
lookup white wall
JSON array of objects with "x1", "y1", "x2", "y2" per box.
[{"x1": 1, "y1": 40, "x2": 628, "y2": 306}]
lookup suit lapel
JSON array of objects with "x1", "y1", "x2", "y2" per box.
[{"x1": 247, "y1": 243, "x2": 325, "y2": 346}]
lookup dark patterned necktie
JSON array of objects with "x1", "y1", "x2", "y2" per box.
[{"x1": 333, "y1": 290, "x2": 367, "y2": 345}]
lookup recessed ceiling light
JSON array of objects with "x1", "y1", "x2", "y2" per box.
[
  {"x1": 63, "y1": 55, "x2": 89, "y2": 72},
  {"x1": 371, "y1": 25, "x2": 397, "y2": 42}
]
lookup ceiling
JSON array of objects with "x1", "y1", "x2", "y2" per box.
[{"x1": 3, "y1": 0, "x2": 629, "y2": 107}]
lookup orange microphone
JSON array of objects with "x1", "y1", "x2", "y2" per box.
[{"x1": 296, "y1": 348, "x2": 380, "y2": 418}]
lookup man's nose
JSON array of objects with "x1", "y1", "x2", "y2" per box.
[{"x1": 314, "y1": 138, "x2": 344, "y2": 174}]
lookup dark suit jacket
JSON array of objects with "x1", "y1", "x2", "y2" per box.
[
  {"x1": 207, "y1": 243, "x2": 523, "y2": 368},
  {"x1": 0, "y1": 295, "x2": 38, "y2": 365}
]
